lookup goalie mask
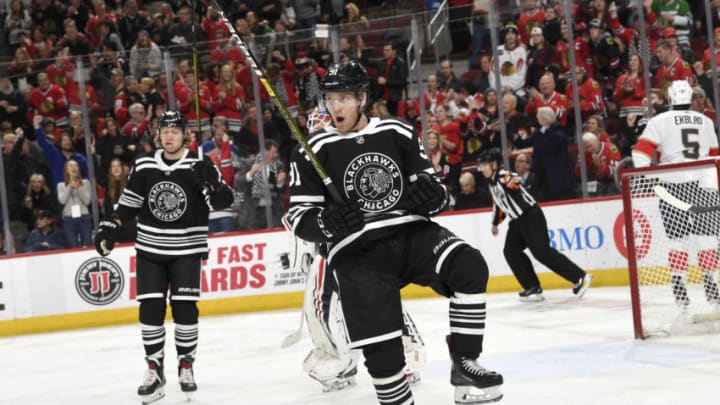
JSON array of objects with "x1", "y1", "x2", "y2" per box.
[{"x1": 307, "y1": 104, "x2": 333, "y2": 134}]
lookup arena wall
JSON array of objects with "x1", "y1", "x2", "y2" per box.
[{"x1": 0, "y1": 196, "x2": 635, "y2": 336}]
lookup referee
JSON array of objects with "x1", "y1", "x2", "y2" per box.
[{"x1": 478, "y1": 149, "x2": 592, "y2": 301}]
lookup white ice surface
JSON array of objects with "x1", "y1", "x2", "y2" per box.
[{"x1": 2, "y1": 286, "x2": 719, "y2": 405}]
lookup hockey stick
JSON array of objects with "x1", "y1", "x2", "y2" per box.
[
  {"x1": 209, "y1": 0, "x2": 344, "y2": 203},
  {"x1": 282, "y1": 310, "x2": 305, "y2": 348},
  {"x1": 653, "y1": 185, "x2": 720, "y2": 214}
]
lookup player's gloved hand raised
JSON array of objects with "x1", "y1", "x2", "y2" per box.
[
  {"x1": 407, "y1": 173, "x2": 448, "y2": 216},
  {"x1": 191, "y1": 159, "x2": 220, "y2": 191},
  {"x1": 94, "y1": 219, "x2": 120, "y2": 256},
  {"x1": 317, "y1": 200, "x2": 364, "y2": 241}
]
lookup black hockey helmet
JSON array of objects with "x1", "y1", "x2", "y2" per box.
[
  {"x1": 157, "y1": 110, "x2": 186, "y2": 136},
  {"x1": 478, "y1": 148, "x2": 502, "y2": 165},
  {"x1": 319, "y1": 60, "x2": 369, "y2": 95}
]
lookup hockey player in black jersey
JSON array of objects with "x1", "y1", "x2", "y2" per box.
[
  {"x1": 94, "y1": 110, "x2": 233, "y2": 404},
  {"x1": 287, "y1": 60, "x2": 503, "y2": 404},
  {"x1": 478, "y1": 148, "x2": 592, "y2": 302}
]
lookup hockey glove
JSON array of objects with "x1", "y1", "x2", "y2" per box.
[
  {"x1": 94, "y1": 219, "x2": 120, "y2": 256},
  {"x1": 407, "y1": 173, "x2": 448, "y2": 216},
  {"x1": 191, "y1": 159, "x2": 221, "y2": 192},
  {"x1": 317, "y1": 200, "x2": 364, "y2": 241}
]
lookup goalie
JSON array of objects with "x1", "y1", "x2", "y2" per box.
[{"x1": 632, "y1": 80, "x2": 720, "y2": 307}]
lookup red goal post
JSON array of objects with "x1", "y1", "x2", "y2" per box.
[{"x1": 621, "y1": 158, "x2": 720, "y2": 339}]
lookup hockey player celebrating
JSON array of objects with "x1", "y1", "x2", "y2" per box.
[
  {"x1": 478, "y1": 148, "x2": 592, "y2": 302},
  {"x1": 94, "y1": 111, "x2": 234, "y2": 404},
  {"x1": 286, "y1": 60, "x2": 503, "y2": 404},
  {"x1": 632, "y1": 80, "x2": 720, "y2": 307}
]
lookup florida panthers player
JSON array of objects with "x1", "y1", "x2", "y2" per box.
[
  {"x1": 286, "y1": 60, "x2": 503, "y2": 404},
  {"x1": 94, "y1": 111, "x2": 234, "y2": 404},
  {"x1": 632, "y1": 80, "x2": 720, "y2": 308}
]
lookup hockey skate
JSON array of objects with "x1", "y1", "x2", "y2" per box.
[
  {"x1": 315, "y1": 367, "x2": 357, "y2": 392},
  {"x1": 572, "y1": 273, "x2": 593, "y2": 298},
  {"x1": 702, "y1": 273, "x2": 720, "y2": 304},
  {"x1": 671, "y1": 275, "x2": 691, "y2": 309},
  {"x1": 450, "y1": 353, "x2": 503, "y2": 404},
  {"x1": 178, "y1": 355, "x2": 197, "y2": 401},
  {"x1": 518, "y1": 286, "x2": 544, "y2": 302},
  {"x1": 138, "y1": 358, "x2": 166, "y2": 405}
]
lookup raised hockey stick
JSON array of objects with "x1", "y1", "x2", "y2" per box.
[
  {"x1": 653, "y1": 185, "x2": 720, "y2": 214},
  {"x1": 210, "y1": 0, "x2": 344, "y2": 204}
]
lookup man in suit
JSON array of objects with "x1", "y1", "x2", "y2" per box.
[
  {"x1": 513, "y1": 152, "x2": 536, "y2": 196},
  {"x1": 363, "y1": 41, "x2": 407, "y2": 116}
]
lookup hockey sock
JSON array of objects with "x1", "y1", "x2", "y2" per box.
[
  {"x1": 175, "y1": 323, "x2": 199, "y2": 357},
  {"x1": 141, "y1": 323, "x2": 166, "y2": 358},
  {"x1": 372, "y1": 370, "x2": 414, "y2": 405},
  {"x1": 449, "y1": 292, "x2": 486, "y2": 358}
]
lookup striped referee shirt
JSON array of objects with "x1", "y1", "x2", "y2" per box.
[{"x1": 488, "y1": 169, "x2": 536, "y2": 226}]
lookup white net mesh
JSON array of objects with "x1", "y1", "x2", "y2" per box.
[{"x1": 623, "y1": 161, "x2": 720, "y2": 338}]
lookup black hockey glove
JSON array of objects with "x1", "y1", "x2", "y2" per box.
[
  {"x1": 94, "y1": 219, "x2": 120, "y2": 256},
  {"x1": 317, "y1": 200, "x2": 364, "y2": 241},
  {"x1": 407, "y1": 173, "x2": 448, "y2": 216},
  {"x1": 191, "y1": 159, "x2": 221, "y2": 192}
]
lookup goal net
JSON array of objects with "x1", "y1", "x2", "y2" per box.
[{"x1": 621, "y1": 159, "x2": 720, "y2": 339}]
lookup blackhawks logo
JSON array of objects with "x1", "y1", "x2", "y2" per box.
[
  {"x1": 344, "y1": 152, "x2": 402, "y2": 212},
  {"x1": 148, "y1": 181, "x2": 188, "y2": 222}
]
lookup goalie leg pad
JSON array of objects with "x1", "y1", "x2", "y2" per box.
[
  {"x1": 401, "y1": 308, "x2": 426, "y2": 383},
  {"x1": 302, "y1": 255, "x2": 359, "y2": 386}
]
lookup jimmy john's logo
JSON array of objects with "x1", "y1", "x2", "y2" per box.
[
  {"x1": 75, "y1": 257, "x2": 124, "y2": 305},
  {"x1": 148, "y1": 181, "x2": 187, "y2": 222},
  {"x1": 344, "y1": 153, "x2": 402, "y2": 212}
]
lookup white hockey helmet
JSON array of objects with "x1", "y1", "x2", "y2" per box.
[{"x1": 667, "y1": 80, "x2": 693, "y2": 106}]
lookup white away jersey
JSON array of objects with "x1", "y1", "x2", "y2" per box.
[{"x1": 632, "y1": 109, "x2": 719, "y2": 167}]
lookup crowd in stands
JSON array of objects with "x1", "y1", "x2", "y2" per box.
[{"x1": 0, "y1": 0, "x2": 718, "y2": 254}]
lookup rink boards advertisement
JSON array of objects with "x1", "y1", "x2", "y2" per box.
[{"x1": 0, "y1": 196, "x2": 652, "y2": 335}]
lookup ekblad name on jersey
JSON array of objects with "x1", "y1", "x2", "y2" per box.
[
  {"x1": 114, "y1": 149, "x2": 228, "y2": 258},
  {"x1": 287, "y1": 117, "x2": 438, "y2": 259},
  {"x1": 634, "y1": 109, "x2": 719, "y2": 165}
]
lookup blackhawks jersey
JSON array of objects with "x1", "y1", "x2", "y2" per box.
[
  {"x1": 287, "y1": 117, "x2": 440, "y2": 261},
  {"x1": 632, "y1": 109, "x2": 719, "y2": 168},
  {"x1": 114, "y1": 149, "x2": 233, "y2": 258}
]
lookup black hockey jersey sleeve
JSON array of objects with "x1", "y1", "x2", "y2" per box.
[
  {"x1": 113, "y1": 161, "x2": 145, "y2": 224},
  {"x1": 286, "y1": 146, "x2": 328, "y2": 242}
]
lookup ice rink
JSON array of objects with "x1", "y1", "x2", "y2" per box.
[{"x1": 2, "y1": 286, "x2": 719, "y2": 405}]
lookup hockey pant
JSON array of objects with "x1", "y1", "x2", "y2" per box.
[{"x1": 301, "y1": 254, "x2": 426, "y2": 383}]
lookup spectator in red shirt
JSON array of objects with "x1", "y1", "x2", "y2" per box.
[
  {"x1": 526, "y1": 72, "x2": 568, "y2": 127},
  {"x1": 432, "y1": 103, "x2": 463, "y2": 194},
  {"x1": 516, "y1": 0, "x2": 545, "y2": 46},
  {"x1": 614, "y1": 53, "x2": 647, "y2": 121},
  {"x1": 122, "y1": 103, "x2": 151, "y2": 144},
  {"x1": 654, "y1": 39, "x2": 694, "y2": 92},
  {"x1": 114, "y1": 75, "x2": 143, "y2": 127},
  {"x1": 583, "y1": 115, "x2": 610, "y2": 143},
  {"x1": 702, "y1": 27, "x2": 720, "y2": 72},
  {"x1": 575, "y1": 132, "x2": 621, "y2": 196},
  {"x1": 210, "y1": 29, "x2": 246, "y2": 68},
  {"x1": 202, "y1": 4, "x2": 230, "y2": 52},
  {"x1": 175, "y1": 68, "x2": 214, "y2": 135},
  {"x1": 565, "y1": 65, "x2": 605, "y2": 121},
  {"x1": 29, "y1": 72, "x2": 68, "y2": 127},
  {"x1": 214, "y1": 64, "x2": 246, "y2": 135}
]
